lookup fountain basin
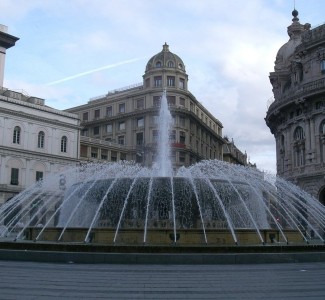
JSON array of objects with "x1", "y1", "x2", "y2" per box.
[{"x1": 25, "y1": 227, "x2": 303, "y2": 245}]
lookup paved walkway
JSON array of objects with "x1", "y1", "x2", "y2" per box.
[{"x1": 1, "y1": 261, "x2": 325, "y2": 299}]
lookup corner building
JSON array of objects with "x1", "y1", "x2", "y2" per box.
[
  {"x1": 66, "y1": 43, "x2": 230, "y2": 169},
  {"x1": 266, "y1": 10, "x2": 325, "y2": 203}
]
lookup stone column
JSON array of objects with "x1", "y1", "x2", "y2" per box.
[
  {"x1": 305, "y1": 118, "x2": 311, "y2": 152},
  {"x1": 310, "y1": 118, "x2": 316, "y2": 152},
  {"x1": 0, "y1": 25, "x2": 19, "y2": 87}
]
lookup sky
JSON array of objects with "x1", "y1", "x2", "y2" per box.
[{"x1": 1, "y1": 0, "x2": 325, "y2": 174}]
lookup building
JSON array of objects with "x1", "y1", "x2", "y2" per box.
[
  {"x1": 0, "y1": 26, "x2": 80, "y2": 204},
  {"x1": 223, "y1": 137, "x2": 249, "y2": 166},
  {"x1": 265, "y1": 10, "x2": 325, "y2": 203},
  {"x1": 66, "y1": 43, "x2": 249, "y2": 169}
]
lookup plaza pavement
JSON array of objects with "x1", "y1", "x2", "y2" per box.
[{"x1": 1, "y1": 260, "x2": 325, "y2": 299}]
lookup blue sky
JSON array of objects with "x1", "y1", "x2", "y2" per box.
[{"x1": 1, "y1": 0, "x2": 325, "y2": 173}]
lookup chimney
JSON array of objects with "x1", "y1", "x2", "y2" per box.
[{"x1": 0, "y1": 25, "x2": 19, "y2": 87}]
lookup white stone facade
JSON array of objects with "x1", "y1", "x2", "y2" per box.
[{"x1": 0, "y1": 88, "x2": 80, "y2": 204}]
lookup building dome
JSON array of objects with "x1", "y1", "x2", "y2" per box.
[
  {"x1": 274, "y1": 10, "x2": 310, "y2": 71},
  {"x1": 145, "y1": 43, "x2": 186, "y2": 73}
]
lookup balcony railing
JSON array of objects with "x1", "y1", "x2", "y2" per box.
[
  {"x1": 267, "y1": 77, "x2": 325, "y2": 113},
  {"x1": 80, "y1": 136, "x2": 130, "y2": 149}
]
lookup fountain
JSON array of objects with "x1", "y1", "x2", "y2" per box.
[{"x1": 1, "y1": 90, "x2": 325, "y2": 247}]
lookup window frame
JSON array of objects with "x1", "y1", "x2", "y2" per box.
[
  {"x1": 10, "y1": 168, "x2": 19, "y2": 185},
  {"x1": 61, "y1": 136, "x2": 67, "y2": 153},
  {"x1": 13, "y1": 126, "x2": 21, "y2": 144},
  {"x1": 38, "y1": 131, "x2": 45, "y2": 148},
  {"x1": 119, "y1": 103, "x2": 125, "y2": 113}
]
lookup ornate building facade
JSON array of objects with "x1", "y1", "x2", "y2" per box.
[
  {"x1": 66, "y1": 43, "x2": 248, "y2": 169},
  {"x1": 265, "y1": 10, "x2": 325, "y2": 203}
]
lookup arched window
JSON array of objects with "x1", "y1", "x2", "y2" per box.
[
  {"x1": 13, "y1": 126, "x2": 21, "y2": 144},
  {"x1": 319, "y1": 187, "x2": 325, "y2": 205},
  {"x1": 321, "y1": 120, "x2": 325, "y2": 134},
  {"x1": 321, "y1": 60, "x2": 325, "y2": 74},
  {"x1": 38, "y1": 131, "x2": 45, "y2": 148},
  {"x1": 294, "y1": 126, "x2": 304, "y2": 140},
  {"x1": 61, "y1": 136, "x2": 67, "y2": 153},
  {"x1": 167, "y1": 61, "x2": 174, "y2": 67},
  {"x1": 155, "y1": 61, "x2": 162, "y2": 68}
]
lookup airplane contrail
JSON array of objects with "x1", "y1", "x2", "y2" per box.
[{"x1": 46, "y1": 57, "x2": 146, "y2": 86}]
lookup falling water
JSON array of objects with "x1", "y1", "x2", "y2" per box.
[{"x1": 1, "y1": 90, "x2": 325, "y2": 246}]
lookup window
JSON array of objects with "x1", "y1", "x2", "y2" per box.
[
  {"x1": 169, "y1": 130, "x2": 176, "y2": 142},
  {"x1": 153, "y1": 96, "x2": 161, "y2": 107},
  {"x1": 106, "y1": 106, "x2": 112, "y2": 117},
  {"x1": 119, "y1": 121, "x2": 125, "y2": 131},
  {"x1": 101, "y1": 150, "x2": 108, "y2": 160},
  {"x1": 83, "y1": 112, "x2": 89, "y2": 121},
  {"x1": 93, "y1": 126, "x2": 100, "y2": 135},
  {"x1": 119, "y1": 103, "x2": 125, "y2": 113},
  {"x1": 120, "y1": 153, "x2": 126, "y2": 160},
  {"x1": 179, "y1": 78, "x2": 185, "y2": 89},
  {"x1": 137, "y1": 117, "x2": 144, "y2": 127},
  {"x1": 178, "y1": 63, "x2": 183, "y2": 69},
  {"x1": 81, "y1": 128, "x2": 89, "y2": 136},
  {"x1": 91, "y1": 147, "x2": 98, "y2": 158},
  {"x1": 61, "y1": 136, "x2": 67, "y2": 153},
  {"x1": 80, "y1": 145, "x2": 87, "y2": 157},
  {"x1": 94, "y1": 109, "x2": 100, "y2": 119},
  {"x1": 152, "y1": 130, "x2": 159, "y2": 142},
  {"x1": 167, "y1": 96, "x2": 176, "y2": 106},
  {"x1": 118, "y1": 135, "x2": 125, "y2": 145},
  {"x1": 170, "y1": 151, "x2": 176, "y2": 162},
  {"x1": 36, "y1": 171, "x2": 43, "y2": 182},
  {"x1": 155, "y1": 61, "x2": 162, "y2": 68},
  {"x1": 136, "y1": 98, "x2": 144, "y2": 109},
  {"x1": 321, "y1": 121, "x2": 325, "y2": 134},
  {"x1": 152, "y1": 115, "x2": 159, "y2": 124},
  {"x1": 111, "y1": 151, "x2": 117, "y2": 162},
  {"x1": 136, "y1": 132, "x2": 144, "y2": 145},
  {"x1": 179, "y1": 117, "x2": 185, "y2": 127},
  {"x1": 38, "y1": 131, "x2": 45, "y2": 148},
  {"x1": 167, "y1": 76, "x2": 175, "y2": 87},
  {"x1": 179, "y1": 98, "x2": 185, "y2": 107},
  {"x1": 154, "y1": 76, "x2": 162, "y2": 87},
  {"x1": 106, "y1": 124, "x2": 113, "y2": 133},
  {"x1": 13, "y1": 126, "x2": 21, "y2": 144},
  {"x1": 179, "y1": 151, "x2": 186, "y2": 163},
  {"x1": 10, "y1": 168, "x2": 19, "y2": 185},
  {"x1": 180, "y1": 131, "x2": 186, "y2": 144},
  {"x1": 167, "y1": 61, "x2": 174, "y2": 67},
  {"x1": 294, "y1": 127, "x2": 304, "y2": 140},
  {"x1": 321, "y1": 60, "x2": 325, "y2": 74}
]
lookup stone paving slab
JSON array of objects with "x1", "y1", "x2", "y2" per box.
[{"x1": 1, "y1": 261, "x2": 325, "y2": 299}]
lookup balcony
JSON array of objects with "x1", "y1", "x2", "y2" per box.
[{"x1": 267, "y1": 77, "x2": 325, "y2": 114}]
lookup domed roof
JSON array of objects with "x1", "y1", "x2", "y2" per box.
[
  {"x1": 145, "y1": 43, "x2": 186, "y2": 73},
  {"x1": 274, "y1": 10, "x2": 310, "y2": 71}
]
